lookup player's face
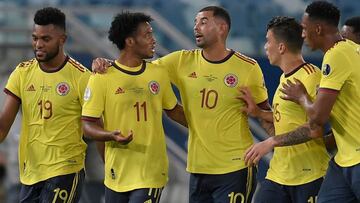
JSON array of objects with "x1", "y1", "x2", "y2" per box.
[
  {"x1": 301, "y1": 13, "x2": 319, "y2": 51},
  {"x1": 133, "y1": 22, "x2": 156, "y2": 59},
  {"x1": 264, "y1": 30, "x2": 280, "y2": 66},
  {"x1": 194, "y1": 11, "x2": 220, "y2": 48},
  {"x1": 32, "y1": 24, "x2": 65, "y2": 62},
  {"x1": 341, "y1": 25, "x2": 359, "y2": 44}
]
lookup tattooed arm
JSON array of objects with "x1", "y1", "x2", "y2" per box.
[{"x1": 244, "y1": 124, "x2": 322, "y2": 165}]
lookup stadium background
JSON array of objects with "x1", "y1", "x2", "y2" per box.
[{"x1": 0, "y1": 0, "x2": 358, "y2": 202}]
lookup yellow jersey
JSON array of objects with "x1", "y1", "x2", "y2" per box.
[
  {"x1": 5, "y1": 56, "x2": 90, "y2": 185},
  {"x1": 82, "y1": 61, "x2": 177, "y2": 192},
  {"x1": 267, "y1": 63, "x2": 329, "y2": 185},
  {"x1": 155, "y1": 49, "x2": 268, "y2": 174},
  {"x1": 319, "y1": 40, "x2": 360, "y2": 167}
]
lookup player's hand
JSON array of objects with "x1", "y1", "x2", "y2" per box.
[
  {"x1": 92, "y1": 57, "x2": 112, "y2": 73},
  {"x1": 236, "y1": 87, "x2": 261, "y2": 117},
  {"x1": 111, "y1": 130, "x2": 133, "y2": 144},
  {"x1": 244, "y1": 138, "x2": 274, "y2": 166},
  {"x1": 279, "y1": 78, "x2": 306, "y2": 104}
]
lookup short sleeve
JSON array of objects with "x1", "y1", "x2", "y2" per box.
[
  {"x1": 153, "y1": 51, "x2": 182, "y2": 86},
  {"x1": 319, "y1": 51, "x2": 351, "y2": 91},
  {"x1": 5, "y1": 66, "x2": 22, "y2": 101},
  {"x1": 247, "y1": 63, "x2": 268, "y2": 104},
  {"x1": 82, "y1": 73, "x2": 105, "y2": 118}
]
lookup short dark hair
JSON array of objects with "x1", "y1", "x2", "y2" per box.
[
  {"x1": 305, "y1": 1, "x2": 340, "y2": 27},
  {"x1": 199, "y1": 6, "x2": 231, "y2": 31},
  {"x1": 344, "y1": 16, "x2": 360, "y2": 34},
  {"x1": 34, "y1": 7, "x2": 66, "y2": 31},
  {"x1": 267, "y1": 16, "x2": 303, "y2": 53},
  {"x1": 108, "y1": 11, "x2": 152, "y2": 50}
]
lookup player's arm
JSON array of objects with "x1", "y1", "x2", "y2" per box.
[
  {"x1": 95, "y1": 141, "x2": 105, "y2": 163},
  {"x1": 82, "y1": 118, "x2": 133, "y2": 144},
  {"x1": 0, "y1": 94, "x2": 20, "y2": 142},
  {"x1": 279, "y1": 78, "x2": 337, "y2": 139},
  {"x1": 165, "y1": 103, "x2": 187, "y2": 128},
  {"x1": 238, "y1": 87, "x2": 274, "y2": 136},
  {"x1": 257, "y1": 100, "x2": 275, "y2": 137}
]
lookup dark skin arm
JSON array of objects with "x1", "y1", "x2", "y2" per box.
[
  {"x1": 94, "y1": 119, "x2": 105, "y2": 162},
  {"x1": 82, "y1": 119, "x2": 133, "y2": 143},
  {"x1": 0, "y1": 94, "x2": 20, "y2": 142},
  {"x1": 164, "y1": 103, "x2": 188, "y2": 128}
]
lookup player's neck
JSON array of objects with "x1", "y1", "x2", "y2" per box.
[
  {"x1": 117, "y1": 52, "x2": 143, "y2": 67},
  {"x1": 202, "y1": 43, "x2": 231, "y2": 62},
  {"x1": 280, "y1": 54, "x2": 305, "y2": 75},
  {"x1": 321, "y1": 33, "x2": 343, "y2": 53},
  {"x1": 40, "y1": 53, "x2": 67, "y2": 71}
]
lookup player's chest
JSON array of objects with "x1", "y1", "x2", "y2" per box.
[
  {"x1": 21, "y1": 74, "x2": 77, "y2": 106},
  {"x1": 106, "y1": 75, "x2": 164, "y2": 103},
  {"x1": 177, "y1": 65, "x2": 247, "y2": 95}
]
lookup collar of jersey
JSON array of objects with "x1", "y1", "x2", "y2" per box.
[
  {"x1": 201, "y1": 49, "x2": 235, "y2": 64},
  {"x1": 112, "y1": 60, "x2": 146, "y2": 75},
  {"x1": 284, "y1": 62, "x2": 308, "y2": 78},
  {"x1": 38, "y1": 55, "x2": 69, "y2": 73}
]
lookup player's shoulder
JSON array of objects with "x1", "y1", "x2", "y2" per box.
[
  {"x1": 145, "y1": 60, "x2": 168, "y2": 74},
  {"x1": 170, "y1": 49, "x2": 200, "y2": 57},
  {"x1": 300, "y1": 63, "x2": 320, "y2": 76},
  {"x1": 232, "y1": 51, "x2": 258, "y2": 66},
  {"x1": 15, "y1": 58, "x2": 37, "y2": 71},
  {"x1": 67, "y1": 56, "x2": 90, "y2": 74}
]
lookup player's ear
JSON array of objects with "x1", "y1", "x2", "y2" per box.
[
  {"x1": 278, "y1": 42, "x2": 286, "y2": 55},
  {"x1": 315, "y1": 23, "x2": 322, "y2": 36},
  {"x1": 125, "y1": 37, "x2": 135, "y2": 47},
  {"x1": 60, "y1": 34, "x2": 67, "y2": 45}
]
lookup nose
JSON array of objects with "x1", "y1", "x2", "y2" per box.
[
  {"x1": 301, "y1": 30, "x2": 306, "y2": 38},
  {"x1": 35, "y1": 39, "x2": 44, "y2": 49},
  {"x1": 193, "y1": 22, "x2": 199, "y2": 32}
]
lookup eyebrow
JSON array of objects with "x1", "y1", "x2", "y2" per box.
[{"x1": 194, "y1": 17, "x2": 209, "y2": 22}]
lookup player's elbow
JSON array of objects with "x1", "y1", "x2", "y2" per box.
[{"x1": 82, "y1": 121, "x2": 94, "y2": 140}]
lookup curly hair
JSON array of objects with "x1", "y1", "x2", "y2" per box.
[
  {"x1": 34, "y1": 7, "x2": 66, "y2": 31},
  {"x1": 108, "y1": 11, "x2": 152, "y2": 50}
]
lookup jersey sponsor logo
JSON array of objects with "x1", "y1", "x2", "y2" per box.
[
  {"x1": 56, "y1": 82, "x2": 70, "y2": 96},
  {"x1": 149, "y1": 81, "x2": 160, "y2": 94},
  {"x1": 115, "y1": 87, "x2": 125, "y2": 94},
  {"x1": 204, "y1": 75, "x2": 217, "y2": 82},
  {"x1": 188, "y1": 72, "x2": 197, "y2": 78},
  {"x1": 224, "y1": 74, "x2": 238, "y2": 87},
  {"x1": 84, "y1": 87, "x2": 91, "y2": 101},
  {"x1": 322, "y1": 64, "x2": 331, "y2": 76},
  {"x1": 26, "y1": 84, "x2": 36, "y2": 91}
]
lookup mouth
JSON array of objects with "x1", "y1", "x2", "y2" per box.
[
  {"x1": 195, "y1": 33, "x2": 203, "y2": 41},
  {"x1": 35, "y1": 50, "x2": 46, "y2": 57}
]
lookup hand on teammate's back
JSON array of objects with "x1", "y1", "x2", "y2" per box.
[{"x1": 92, "y1": 57, "x2": 112, "y2": 73}]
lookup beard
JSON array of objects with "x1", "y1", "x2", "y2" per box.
[{"x1": 34, "y1": 46, "x2": 60, "y2": 62}]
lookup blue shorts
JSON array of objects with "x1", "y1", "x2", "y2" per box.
[
  {"x1": 254, "y1": 178, "x2": 323, "y2": 203},
  {"x1": 189, "y1": 167, "x2": 256, "y2": 203},
  {"x1": 20, "y1": 169, "x2": 85, "y2": 203},
  {"x1": 317, "y1": 158, "x2": 360, "y2": 203},
  {"x1": 105, "y1": 186, "x2": 164, "y2": 203}
]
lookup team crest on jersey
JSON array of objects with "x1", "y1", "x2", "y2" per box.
[
  {"x1": 148, "y1": 81, "x2": 160, "y2": 94},
  {"x1": 84, "y1": 87, "x2": 91, "y2": 101},
  {"x1": 224, "y1": 74, "x2": 238, "y2": 87},
  {"x1": 322, "y1": 64, "x2": 331, "y2": 76},
  {"x1": 56, "y1": 82, "x2": 70, "y2": 96}
]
